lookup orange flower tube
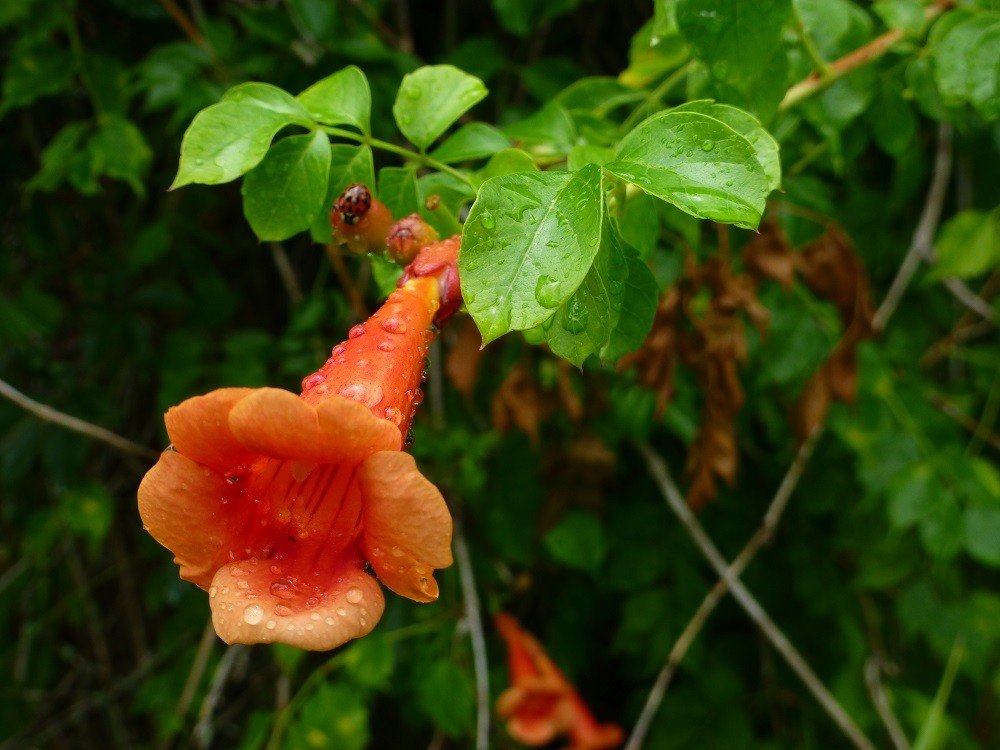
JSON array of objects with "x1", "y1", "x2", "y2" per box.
[
  {"x1": 495, "y1": 613, "x2": 623, "y2": 750},
  {"x1": 138, "y1": 245, "x2": 460, "y2": 651}
]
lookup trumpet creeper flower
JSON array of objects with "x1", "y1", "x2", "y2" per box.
[{"x1": 138, "y1": 272, "x2": 454, "y2": 651}]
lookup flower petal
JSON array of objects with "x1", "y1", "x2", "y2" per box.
[
  {"x1": 209, "y1": 557, "x2": 384, "y2": 651},
  {"x1": 137, "y1": 451, "x2": 235, "y2": 588},
  {"x1": 164, "y1": 388, "x2": 258, "y2": 471},
  {"x1": 359, "y1": 451, "x2": 453, "y2": 602},
  {"x1": 228, "y1": 389, "x2": 401, "y2": 464}
]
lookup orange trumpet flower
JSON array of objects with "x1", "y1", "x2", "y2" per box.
[
  {"x1": 495, "y1": 613, "x2": 623, "y2": 750},
  {"x1": 139, "y1": 242, "x2": 461, "y2": 651}
]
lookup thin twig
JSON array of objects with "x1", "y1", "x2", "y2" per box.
[
  {"x1": 193, "y1": 645, "x2": 248, "y2": 749},
  {"x1": 454, "y1": 522, "x2": 491, "y2": 750},
  {"x1": 158, "y1": 0, "x2": 205, "y2": 46},
  {"x1": 625, "y1": 428, "x2": 823, "y2": 750},
  {"x1": 929, "y1": 394, "x2": 1000, "y2": 451},
  {"x1": 158, "y1": 619, "x2": 217, "y2": 750},
  {"x1": 324, "y1": 243, "x2": 369, "y2": 321},
  {"x1": 940, "y1": 277, "x2": 997, "y2": 323},
  {"x1": 873, "y1": 123, "x2": 954, "y2": 331},
  {"x1": 865, "y1": 657, "x2": 912, "y2": 750},
  {"x1": 779, "y1": 1, "x2": 954, "y2": 111},
  {"x1": 636, "y1": 443, "x2": 878, "y2": 750},
  {"x1": 0, "y1": 376, "x2": 158, "y2": 461},
  {"x1": 269, "y1": 243, "x2": 305, "y2": 306}
]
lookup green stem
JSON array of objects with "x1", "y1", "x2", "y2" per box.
[
  {"x1": 793, "y1": 4, "x2": 832, "y2": 77},
  {"x1": 319, "y1": 126, "x2": 474, "y2": 188},
  {"x1": 620, "y1": 60, "x2": 695, "y2": 133},
  {"x1": 65, "y1": 14, "x2": 103, "y2": 119}
]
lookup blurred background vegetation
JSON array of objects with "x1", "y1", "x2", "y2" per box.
[{"x1": 1, "y1": 1, "x2": 998, "y2": 749}]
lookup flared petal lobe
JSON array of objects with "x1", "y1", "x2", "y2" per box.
[
  {"x1": 138, "y1": 451, "x2": 237, "y2": 588},
  {"x1": 209, "y1": 557, "x2": 384, "y2": 650},
  {"x1": 164, "y1": 387, "x2": 258, "y2": 471},
  {"x1": 228, "y1": 388, "x2": 401, "y2": 464},
  {"x1": 360, "y1": 451, "x2": 453, "y2": 602}
]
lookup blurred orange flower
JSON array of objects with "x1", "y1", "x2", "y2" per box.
[
  {"x1": 138, "y1": 273, "x2": 452, "y2": 651},
  {"x1": 495, "y1": 613, "x2": 623, "y2": 750}
]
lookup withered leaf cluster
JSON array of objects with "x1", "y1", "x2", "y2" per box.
[{"x1": 626, "y1": 222, "x2": 874, "y2": 508}]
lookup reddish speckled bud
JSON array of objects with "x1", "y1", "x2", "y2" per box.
[
  {"x1": 399, "y1": 235, "x2": 462, "y2": 325},
  {"x1": 330, "y1": 184, "x2": 394, "y2": 254},
  {"x1": 386, "y1": 213, "x2": 439, "y2": 264}
]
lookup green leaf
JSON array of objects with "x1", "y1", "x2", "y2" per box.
[
  {"x1": 460, "y1": 164, "x2": 604, "y2": 344},
  {"x1": 0, "y1": 35, "x2": 74, "y2": 114},
  {"x1": 377, "y1": 166, "x2": 421, "y2": 217},
  {"x1": 242, "y1": 130, "x2": 331, "y2": 241},
  {"x1": 543, "y1": 221, "x2": 623, "y2": 367},
  {"x1": 868, "y1": 81, "x2": 917, "y2": 156},
  {"x1": 298, "y1": 65, "x2": 371, "y2": 133},
  {"x1": 89, "y1": 117, "x2": 153, "y2": 196},
  {"x1": 342, "y1": 634, "x2": 394, "y2": 689},
  {"x1": 393, "y1": 65, "x2": 488, "y2": 150},
  {"x1": 492, "y1": 0, "x2": 579, "y2": 37},
  {"x1": 675, "y1": 0, "x2": 791, "y2": 111},
  {"x1": 605, "y1": 110, "x2": 770, "y2": 229},
  {"x1": 672, "y1": 100, "x2": 781, "y2": 192},
  {"x1": 429, "y1": 122, "x2": 511, "y2": 163},
  {"x1": 964, "y1": 506, "x2": 1000, "y2": 566},
  {"x1": 913, "y1": 640, "x2": 965, "y2": 750},
  {"x1": 27, "y1": 122, "x2": 94, "y2": 194},
  {"x1": 932, "y1": 14, "x2": 1000, "y2": 117},
  {"x1": 543, "y1": 510, "x2": 606, "y2": 573},
  {"x1": 601, "y1": 244, "x2": 658, "y2": 361},
  {"x1": 930, "y1": 209, "x2": 1000, "y2": 279},
  {"x1": 471, "y1": 148, "x2": 538, "y2": 189},
  {"x1": 555, "y1": 76, "x2": 644, "y2": 115},
  {"x1": 873, "y1": 0, "x2": 926, "y2": 35},
  {"x1": 171, "y1": 82, "x2": 313, "y2": 189},
  {"x1": 286, "y1": 683, "x2": 369, "y2": 750},
  {"x1": 309, "y1": 144, "x2": 375, "y2": 243},
  {"x1": 417, "y1": 662, "x2": 474, "y2": 737},
  {"x1": 502, "y1": 102, "x2": 577, "y2": 158}
]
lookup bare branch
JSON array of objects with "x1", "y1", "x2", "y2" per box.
[
  {"x1": 636, "y1": 443, "x2": 878, "y2": 750},
  {"x1": 780, "y1": 1, "x2": 954, "y2": 111},
  {"x1": 0, "y1": 376, "x2": 158, "y2": 461},
  {"x1": 625, "y1": 428, "x2": 823, "y2": 750},
  {"x1": 865, "y1": 656, "x2": 912, "y2": 750},
  {"x1": 268, "y1": 243, "x2": 305, "y2": 306},
  {"x1": 873, "y1": 123, "x2": 954, "y2": 331},
  {"x1": 454, "y1": 522, "x2": 491, "y2": 750}
]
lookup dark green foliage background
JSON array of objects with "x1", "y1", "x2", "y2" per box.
[{"x1": 1, "y1": 1, "x2": 998, "y2": 749}]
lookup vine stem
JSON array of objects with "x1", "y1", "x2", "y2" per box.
[
  {"x1": 635, "y1": 442, "x2": 878, "y2": 750},
  {"x1": 318, "y1": 126, "x2": 474, "y2": 188},
  {"x1": 779, "y1": 0, "x2": 954, "y2": 111},
  {"x1": 454, "y1": 522, "x2": 491, "y2": 750},
  {"x1": 0, "y1": 376, "x2": 159, "y2": 461},
  {"x1": 624, "y1": 427, "x2": 822, "y2": 750},
  {"x1": 620, "y1": 60, "x2": 696, "y2": 133}
]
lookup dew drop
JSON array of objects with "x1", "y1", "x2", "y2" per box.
[
  {"x1": 346, "y1": 588, "x2": 363, "y2": 604},
  {"x1": 265, "y1": 620, "x2": 276, "y2": 630},
  {"x1": 340, "y1": 383, "x2": 383, "y2": 408},
  {"x1": 326, "y1": 616, "x2": 336, "y2": 625},
  {"x1": 237, "y1": 580, "x2": 249, "y2": 590},
  {"x1": 310, "y1": 612, "x2": 321, "y2": 621},
  {"x1": 562, "y1": 296, "x2": 589, "y2": 334},
  {"x1": 301, "y1": 373, "x2": 325, "y2": 390},
  {"x1": 209, "y1": 586, "x2": 218, "y2": 599},
  {"x1": 534, "y1": 275, "x2": 562, "y2": 309},
  {"x1": 336, "y1": 607, "x2": 348, "y2": 617},
  {"x1": 381, "y1": 318, "x2": 408, "y2": 334},
  {"x1": 242, "y1": 603, "x2": 265, "y2": 625},
  {"x1": 700, "y1": 139, "x2": 715, "y2": 152},
  {"x1": 274, "y1": 604, "x2": 292, "y2": 617},
  {"x1": 406, "y1": 87, "x2": 422, "y2": 100},
  {"x1": 480, "y1": 212, "x2": 495, "y2": 229},
  {"x1": 331, "y1": 344, "x2": 346, "y2": 357},
  {"x1": 378, "y1": 340, "x2": 395, "y2": 352},
  {"x1": 348, "y1": 325, "x2": 365, "y2": 339},
  {"x1": 384, "y1": 407, "x2": 402, "y2": 425}
]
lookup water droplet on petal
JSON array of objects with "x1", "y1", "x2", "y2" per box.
[
  {"x1": 274, "y1": 604, "x2": 292, "y2": 617},
  {"x1": 348, "y1": 325, "x2": 365, "y2": 339},
  {"x1": 209, "y1": 586, "x2": 218, "y2": 598},
  {"x1": 265, "y1": 620, "x2": 276, "y2": 630},
  {"x1": 243, "y1": 604, "x2": 265, "y2": 625},
  {"x1": 301, "y1": 373, "x2": 325, "y2": 390},
  {"x1": 381, "y1": 318, "x2": 408, "y2": 334},
  {"x1": 346, "y1": 588, "x2": 363, "y2": 604},
  {"x1": 378, "y1": 340, "x2": 395, "y2": 352},
  {"x1": 336, "y1": 607, "x2": 348, "y2": 617}
]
